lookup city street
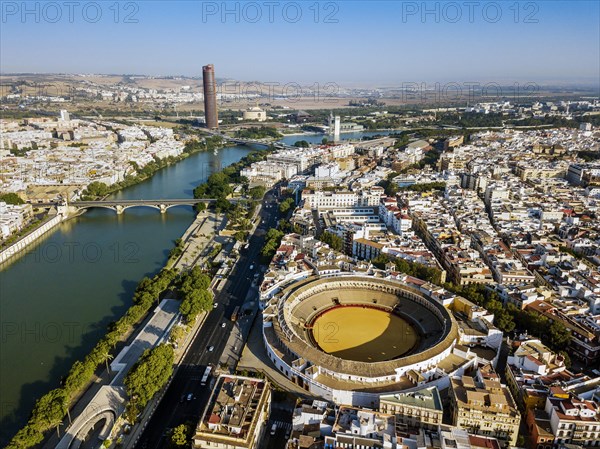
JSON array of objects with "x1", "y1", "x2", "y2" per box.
[
  {"x1": 133, "y1": 191, "x2": 280, "y2": 449},
  {"x1": 259, "y1": 396, "x2": 296, "y2": 449}
]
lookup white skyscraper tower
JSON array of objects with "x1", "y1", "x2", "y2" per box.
[
  {"x1": 334, "y1": 115, "x2": 341, "y2": 141},
  {"x1": 327, "y1": 112, "x2": 341, "y2": 141}
]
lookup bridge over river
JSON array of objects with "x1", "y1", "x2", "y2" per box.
[
  {"x1": 35, "y1": 198, "x2": 223, "y2": 214},
  {"x1": 202, "y1": 128, "x2": 295, "y2": 150}
]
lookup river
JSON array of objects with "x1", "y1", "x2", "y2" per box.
[{"x1": 0, "y1": 145, "x2": 253, "y2": 444}]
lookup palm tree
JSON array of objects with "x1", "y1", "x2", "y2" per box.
[
  {"x1": 61, "y1": 394, "x2": 72, "y2": 426},
  {"x1": 239, "y1": 218, "x2": 252, "y2": 231},
  {"x1": 102, "y1": 351, "x2": 114, "y2": 374}
]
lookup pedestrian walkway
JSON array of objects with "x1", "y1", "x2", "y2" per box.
[
  {"x1": 172, "y1": 211, "x2": 226, "y2": 270},
  {"x1": 56, "y1": 299, "x2": 179, "y2": 448}
]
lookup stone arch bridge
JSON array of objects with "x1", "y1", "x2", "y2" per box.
[{"x1": 37, "y1": 198, "x2": 225, "y2": 214}]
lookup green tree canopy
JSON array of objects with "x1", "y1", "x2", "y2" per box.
[
  {"x1": 178, "y1": 267, "x2": 213, "y2": 322},
  {"x1": 279, "y1": 197, "x2": 295, "y2": 214},
  {"x1": 0, "y1": 192, "x2": 25, "y2": 204},
  {"x1": 124, "y1": 344, "x2": 174, "y2": 410},
  {"x1": 83, "y1": 181, "x2": 110, "y2": 198},
  {"x1": 248, "y1": 185, "x2": 266, "y2": 200},
  {"x1": 29, "y1": 388, "x2": 68, "y2": 433},
  {"x1": 234, "y1": 126, "x2": 282, "y2": 139},
  {"x1": 548, "y1": 321, "x2": 572, "y2": 351},
  {"x1": 261, "y1": 228, "x2": 284, "y2": 262},
  {"x1": 319, "y1": 231, "x2": 344, "y2": 251},
  {"x1": 170, "y1": 423, "x2": 191, "y2": 447},
  {"x1": 6, "y1": 425, "x2": 44, "y2": 449}
]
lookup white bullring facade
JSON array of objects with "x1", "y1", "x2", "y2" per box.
[{"x1": 262, "y1": 275, "x2": 459, "y2": 407}]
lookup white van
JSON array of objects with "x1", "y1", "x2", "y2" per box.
[{"x1": 270, "y1": 423, "x2": 277, "y2": 435}]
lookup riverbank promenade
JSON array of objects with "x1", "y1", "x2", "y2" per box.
[{"x1": 55, "y1": 299, "x2": 179, "y2": 449}]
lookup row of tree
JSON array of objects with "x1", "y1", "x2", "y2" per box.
[
  {"x1": 260, "y1": 228, "x2": 285, "y2": 262},
  {"x1": 124, "y1": 343, "x2": 175, "y2": 423},
  {"x1": 372, "y1": 253, "x2": 444, "y2": 285},
  {"x1": 278, "y1": 197, "x2": 295, "y2": 214},
  {"x1": 80, "y1": 156, "x2": 178, "y2": 200},
  {"x1": 399, "y1": 182, "x2": 446, "y2": 192},
  {"x1": 182, "y1": 135, "x2": 224, "y2": 154},
  {"x1": 248, "y1": 185, "x2": 266, "y2": 200},
  {"x1": 278, "y1": 219, "x2": 303, "y2": 235},
  {"x1": 178, "y1": 266, "x2": 213, "y2": 323},
  {"x1": 7, "y1": 268, "x2": 178, "y2": 449},
  {"x1": 168, "y1": 238, "x2": 184, "y2": 261},
  {"x1": 260, "y1": 192, "x2": 298, "y2": 259}
]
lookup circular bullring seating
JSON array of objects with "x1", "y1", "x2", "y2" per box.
[{"x1": 271, "y1": 275, "x2": 457, "y2": 380}]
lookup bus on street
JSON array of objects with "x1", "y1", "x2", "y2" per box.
[{"x1": 200, "y1": 366, "x2": 212, "y2": 386}]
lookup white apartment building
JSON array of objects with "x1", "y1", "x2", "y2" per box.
[
  {"x1": 302, "y1": 186, "x2": 384, "y2": 209},
  {"x1": 0, "y1": 202, "x2": 33, "y2": 239},
  {"x1": 545, "y1": 394, "x2": 600, "y2": 448},
  {"x1": 240, "y1": 161, "x2": 298, "y2": 186},
  {"x1": 267, "y1": 148, "x2": 325, "y2": 173}
]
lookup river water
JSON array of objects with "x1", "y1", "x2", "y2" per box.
[{"x1": 0, "y1": 130, "x2": 389, "y2": 443}]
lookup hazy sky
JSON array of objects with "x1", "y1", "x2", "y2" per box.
[{"x1": 1, "y1": 1, "x2": 599, "y2": 86}]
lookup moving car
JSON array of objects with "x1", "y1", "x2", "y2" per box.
[{"x1": 207, "y1": 345, "x2": 214, "y2": 352}]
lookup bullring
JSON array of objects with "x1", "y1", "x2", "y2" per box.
[{"x1": 262, "y1": 274, "x2": 459, "y2": 406}]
